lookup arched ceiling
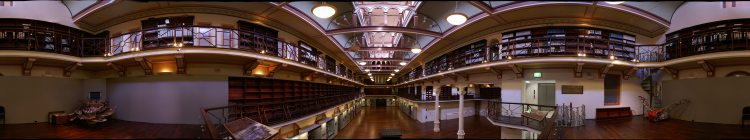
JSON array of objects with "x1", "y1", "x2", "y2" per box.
[{"x1": 70, "y1": 1, "x2": 686, "y2": 76}]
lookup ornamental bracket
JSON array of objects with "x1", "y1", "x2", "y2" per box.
[{"x1": 63, "y1": 62, "x2": 83, "y2": 77}]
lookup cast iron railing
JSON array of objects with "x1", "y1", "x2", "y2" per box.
[
  {"x1": 486, "y1": 100, "x2": 558, "y2": 139},
  {"x1": 200, "y1": 93, "x2": 364, "y2": 139}
]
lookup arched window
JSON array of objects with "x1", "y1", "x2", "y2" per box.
[{"x1": 725, "y1": 71, "x2": 750, "y2": 77}]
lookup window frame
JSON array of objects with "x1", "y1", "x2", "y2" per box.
[{"x1": 603, "y1": 74, "x2": 621, "y2": 105}]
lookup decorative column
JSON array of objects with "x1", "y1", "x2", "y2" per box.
[
  {"x1": 434, "y1": 91, "x2": 440, "y2": 132},
  {"x1": 457, "y1": 90, "x2": 466, "y2": 139}
]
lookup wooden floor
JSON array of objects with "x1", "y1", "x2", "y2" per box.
[
  {"x1": 550, "y1": 116, "x2": 750, "y2": 139},
  {"x1": 0, "y1": 119, "x2": 205, "y2": 139},
  {"x1": 334, "y1": 106, "x2": 503, "y2": 139}
]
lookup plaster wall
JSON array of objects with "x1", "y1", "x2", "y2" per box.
[
  {"x1": 662, "y1": 76, "x2": 750, "y2": 124},
  {"x1": 0, "y1": 76, "x2": 84, "y2": 124},
  {"x1": 0, "y1": 1, "x2": 78, "y2": 28}
]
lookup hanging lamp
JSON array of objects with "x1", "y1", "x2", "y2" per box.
[
  {"x1": 312, "y1": 2, "x2": 337, "y2": 18},
  {"x1": 605, "y1": 1, "x2": 625, "y2": 4},
  {"x1": 445, "y1": 1, "x2": 468, "y2": 25}
]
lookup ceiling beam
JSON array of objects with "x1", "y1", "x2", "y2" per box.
[
  {"x1": 660, "y1": 66, "x2": 679, "y2": 80},
  {"x1": 326, "y1": 26, "x2": 442, "y2": 37},
  {"x1": 106, "y1": 62, "x2": 126, "y2": 77},
  {"x1": 598, "y1": 63, "x2": 614, "y2": 78},
  {"x1": 574, "y1": 62, "x2": 585, "y2": 78},
  {"x1": 697, "y1": 60, "x2": 715, "y2": 77},
  {"x1": 344, "y1": 47, "x2": 412, "y2": 52},
  {"x1": 63, "y1": 62, "x2": 83, "y2": 77},
  {"x1": 21, "y1": 57, "x2": 36, "y2": 76},
  {"x1": 485, "y1": 66, "x2": 502, "y2": 79},
  {"x1": 135, "y1": 57, "x2": 154, "y2": 75},
  {"x1": 267, "y1": 63, "x2": 287, "y2": 77},
  {"x1": 466, "y1": 1, "x2": 507, "y2": 24},
  {"x1": 175, "y1": 54, "x2": 186, "y2": 74},
  {"x1": 622, "y1": 66, "x2": 638, "y2": 80},
  {"x1": 243, "y1": 59, "x2": 263, "y2": 76},
  {"x1": 508, "y1": 63, "x2": 523, "y2": 78}
]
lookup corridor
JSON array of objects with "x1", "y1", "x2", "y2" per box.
[{"x1": 334, "y1": 106, "x2": 504, "y2": 139}]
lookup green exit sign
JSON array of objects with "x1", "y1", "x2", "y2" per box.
[{"x1": 533, "y1": 72, "x2": 542, "y2": 77}]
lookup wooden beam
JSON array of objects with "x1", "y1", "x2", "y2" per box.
[
  {"x1": 63, "y1": 62, "x2": 82, "y2": 77},
  {"x1": 300, "y1": 72, "x2": 315, "y2": 80},
  {"x1": 21, "y1": 57, "x2": 36, "y2": 76},
  {"x1": 310, "y1": 73, "x2": 323, "y2": 80},
  {"x1": 485, "y1": 66, "x2": 502, "y2": 79},
  {"x1": 622, "y1": 67, "x2": 638, "y2": 80},
  {"x1": 175, "y1": 54, "x2": 186, "y2": 74},
  {"x1": 328, "y1": 78, "x2": 341, "y2": 83},
  {"x1": 508, "y1": 63, "x2": 524, "y2": 78},
  {"x1": 266, "y1": 63, "x2": 287, "y2": 77},
  {"x1": 697, "y1": 60, "x2": 715, "y2": 77},
  {"x1": 454, "y1": 73, "x2": 469, "y2": 81},
  {"x1": 598, "y1": 63, "x2": 614, "y2": 78},
  {"x1": 574, "y1": 62, "x2": 585, "y2": 78},
  {"x1": 135, "y1": 57, "x2": 154, "y2": 75},
  {"x1": 106, "y1": 62, "x2": 127, "y2": 77},
  {"x1": 660, "y1": 66, "x2": 679, "y2": 80},
  {"x1": 244, "y1": 59, "x2": 264, "y2": 76}
]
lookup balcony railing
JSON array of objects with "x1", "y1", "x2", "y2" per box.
[
  {"x1": 0, "y1": 24, "x2": 362, "y2": 82},
  {"x1": 201, "y1": 92, "x2": 364, "y2": 139},
  {"x1": 486, "y1": 100, "x2": 558, "y2": 139},
  {"x1": 395, "y1": 92, "x2": 480, "y2": 101}
]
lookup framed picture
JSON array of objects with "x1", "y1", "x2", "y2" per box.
[{"x1": 561, "y1": 85, "x2": 583, "y2": 94}]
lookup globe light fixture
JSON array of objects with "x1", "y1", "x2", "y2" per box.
[
  {"x1": 445, "y1": 1, "x2": 468, "y2": 25},
  {"x1": 367, "y1": 73, "x2": 372, "y2": 76},
  {"x1": 400, "y1": 61, "x2": 407, "y2": 65},
  {"x1": 411, "y1": 48, "x2": 422, "y2": 53},
  {"x1": 605, "y1": 1, "x2": 625, "y2": 4},
  {"x1": 446, "y1": 13, "x2": 468, "y2": 25},
  {"x1": 311, "y1": 2, "x2": 336, "y2": 18},
  {"x1": 359, "y1": 61, "x2": 367, "y2": 65},
  {"x1": 394, "y1": 69, "x2": 400, "y2": 72},
  {"x1": 364, "y1": 69, "x2": 370, "y2": 72},
  {"x1": 391, "y1": 73, "x2": 395, "y2": 76}
]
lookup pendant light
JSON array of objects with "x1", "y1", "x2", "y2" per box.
[
  {"x1": 605, "y1": 1, "x2": 625, "y2": 4},
  {"x1": 349, "y1": 32, "x2": 360, "y2": 52},
  {"x1": 365, "y1": 68, "x2": 370, "y2": 72},
  {"x1": 391, "y1": 73, "x2": 395, "y2": 76},
  {"x1": 368, "y1": 73, "x2": 372, "y2": 76},
  {"x1": 445, "y1": 1, "x2": 468, "y2": 25},
  {"x1": 400, "y1": 61, "x2": 407, "y2": 65},
  {"x1": 312, "y1": 2, "x2": 337, "y2": 18},
  {"x1": 410, "y1": 34, "x2": 422, "y2": 54},
  {"x1": 394, "y1": 68, "x2": 400, "y2": 72},
  {"x1": 359, "y1": 52, "x2": 367, "y2": 65}
]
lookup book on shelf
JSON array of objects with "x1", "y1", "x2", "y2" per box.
[
  {"x1": 717, "y1": 24, "x2": 726, "y2": 28},
  {"x1": 515, "y1": 37, "x2": 526, "y2": 40},
  {"x1": 516, "y1": 30, "x2": 531, "y2": 36},
  {"x1": 588, "y1": 30, "x2": 602, "y2": 35},
  {"x1": 548, "y1": 29, "x2": 565, "y2": 34},
  {"x1": 502, "y1": 34, "x2": 514, "y2": 39},
  {"x1": 610, "y1": 33, "x2": 623, "y2": 39}
]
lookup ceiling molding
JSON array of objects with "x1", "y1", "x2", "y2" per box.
[{"x1": 326, "y1": 26, "x2": 442, "y2": 37}]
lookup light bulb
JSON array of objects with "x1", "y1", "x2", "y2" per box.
[
  {"x1": 312, "y1": 3, "x2": 337, "y2": 18},
  {"x1": 400, "y1": 61, "x2": 407, "y2": 65},
  {"x1": 359, "y1": 61, "x2": 367, "y2": 65},
  {"x1": 411, "y1": 48, "x2": 422, "y2": 53},
  {"x1": 446, "y1": 13, "x2": 468, "y2": 25}
]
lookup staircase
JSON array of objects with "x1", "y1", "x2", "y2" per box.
[{"x1": 638, "y1": 68, "x2": 662, "y2": 111}]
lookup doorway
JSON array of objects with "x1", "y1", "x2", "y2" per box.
[
  {"x1": 537, "y1": 83, "x2": 556, "y2": 107},
  {"x1": 376, "y1": 99, "x2": 386, "y2": 106},
  {"x1": 522, "y1": 80, "x2": 556, "y2": 107}
]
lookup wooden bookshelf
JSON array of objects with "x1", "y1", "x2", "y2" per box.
[
  {"x1": 664, "y1": 18, "x2": 750, "y2": 60},
  {"x1": 439, "y1": 86, "x2": 454, "y2": 100},
  {"x1": 140, "y1": 16, "x2": 195, "y2": 49},
  {"x1": 228, "y1": 77, "x2": 356, "y2": 125},
  {"x1": 364, "y1": 88, "x2": 392, "y2": 95},
  {"x1": 479, "y1": 87, "x2": 502, "y2": 99},
  {"x1": 237, "y1": 20, "x2": 279, "y2": 55},
  {"x1": 498, "y1": 27, "x2": 636, "y2": 61}
]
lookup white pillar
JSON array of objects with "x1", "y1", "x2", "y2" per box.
[
  {"x1": 457, "y1": 91, "x2": 466, "y2": 139},
  {"x1": 434, "y1": 92, "x2": 440, "y2": 132}
]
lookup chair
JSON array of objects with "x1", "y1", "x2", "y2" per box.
[
  {"x1": 743, "y1": 106, "x2": 750, "y2": 128},
  {"x1": 1, "y1": 106, "x2": 5, "y2": 125}
]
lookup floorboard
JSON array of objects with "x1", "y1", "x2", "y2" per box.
[{"x1": 0, "y1": 119, "x2": 206, "y2": 139}]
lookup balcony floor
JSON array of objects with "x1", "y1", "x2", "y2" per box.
[{"x1": 550, "y1": 116, "x2": 750, "y2": 139}]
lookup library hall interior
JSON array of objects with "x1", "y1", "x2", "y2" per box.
[{"x1": 2, "y1": 1, "x2": 750, "y2": 139}]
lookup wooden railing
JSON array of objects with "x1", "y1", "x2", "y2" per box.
[
  {"x1": 200, "y1": 92, "x2": 364, "y2": 139},
  {"x1": 486, "y1": 100, "x2": 558, "y2": 139}
]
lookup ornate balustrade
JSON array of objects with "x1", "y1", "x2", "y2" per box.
[
  {"x1": 486, "y1": 100, "x2": 558, "y2": 139},
  {"x1": 201, "y1": 92, "x2": 364, "y2": 139},
  {"x1": 1, "y1": 24, "x2": 362, "y2": 82}
]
